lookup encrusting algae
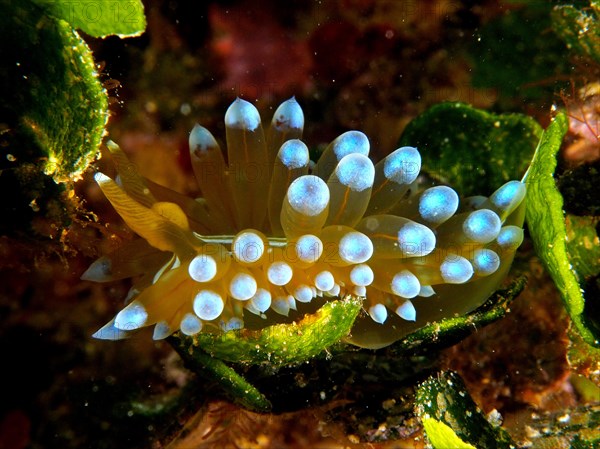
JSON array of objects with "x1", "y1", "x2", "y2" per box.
[{"x1": 84, "y1": 98, "x2": 526, "y2": 349}]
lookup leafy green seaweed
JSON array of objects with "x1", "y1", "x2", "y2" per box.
[
  {"x1": 524, "y1": 112, "x2": 600, "y2": 347},
  {"x1": 0, "y1": 0, "x2": 109, "y2": 184},
  {"x1": 0, "y1": 0, "x2": 110, "y2": 237},
  {"x1": 398, "y1": 102, "x2": 542, "y2": 196},
  {"x1": 172, "y1": 296, "x2": 363, "y2": 369},
  {"x1": 172, "y1": 347, "x2": 272, "y2": 412},
  {"x1": 388, "y1": 276, "x2": 527, "y2": 356},
  {"x1": 33, "y1": 0, "x2": 146, "y2": 38},
  {"x1": 415, "y1": 371, "x2": 516, "y2": 449},
  {"x1": 552, "y1": 2, "x2": 600, "y2": 64},
  {"x1": 0, "y1": 0, "x2": 146, "y2": 239}
]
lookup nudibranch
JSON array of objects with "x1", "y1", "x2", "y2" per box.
[{"x1": 85, "y1": 98, "x2": 526, "y2": 349}]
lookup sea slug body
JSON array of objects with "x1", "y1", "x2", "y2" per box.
[{"x1": 84, "y1": 98, "x2": 526, "y2": 349}]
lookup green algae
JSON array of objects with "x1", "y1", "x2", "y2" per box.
[
  {"x1": 0, "y1": 0, "x2": 146, "y2": 239},
  {"x1": 524, "y1": 113, "x2": 600, "y2": 347},
  {"x1": 416, "y1": 371, "x2": 516, "y2": 449},
  {"x1": 552, "y1": 2, "x2": 600, "y2": 64},
  {"x1": 398, "y1": 102, "x2": 541, "y2": 196},
  {"x1": 172, "y1": 296, "x2": 362, "y2": 369},
  {"x1": 34, "y1": 0, "x2": 146, "y2": 38}
]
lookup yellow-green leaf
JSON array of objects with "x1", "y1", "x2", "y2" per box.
[
  {"x1": 524, "y1": 113, "x2": 600, "y2": 347},
  {"x1": 422, "y1": 418, "x2": 477, "y2": 449}
]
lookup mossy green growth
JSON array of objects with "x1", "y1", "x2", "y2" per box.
[
  {"x1": 416, "y1": 371, "x2": 516, "y2": 449},
  {"x1": 552, "y1": 2, "x2": 600, "y2": 64},
  {"x1": 0, "y1": 0, "x2": 110, "y2": 237},
  {"x1": 0, "y1": 0, "x2": 108, "y2": 184},
  {"x1": 175, "y1": 350, "x2": 272, "y2": 411},
  {"x1": 0, "y1": 0, "x2": 148, "y2": 239},
  {"x1": 33, "y1": 0, "x2": 146, "y2": 38},
  {"x1": 172, "y1": 296, "x2": 362, "y2": 369},
  {"x1": 524, "y1": 112, "x2": 600, "y2": 347},
  {"x1": 398, "y1": 102, "x2": 542, "y2": 196}
]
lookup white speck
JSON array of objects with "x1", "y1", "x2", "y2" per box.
[{"x1": 180, "y1": 103, "x2": 191, "y2": 115}]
